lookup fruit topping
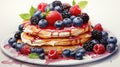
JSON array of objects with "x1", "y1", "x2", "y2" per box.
[
  {"x1": 30, "y1": 16, "x2": 40, "y2": 25},
  {"x1": 20, "y1": 45, "x2": 31, "y2": 55},
  {"x1": 63, "y1": 18, "x2": 72, "y2": 27},
  {"x1": 37, "y1": 3, "x2": 48, "y2": 12},
  {"x1": 107, "y1": 36, "x2": 117, "y2": 44},
  {"x1": 14, "y1": 31, "x2": 22, "y2": 39},
  {"x1": 70, "y1": 51, "x2": 76, "y2": 58},
  {"x1": 38, "y1": 19, "x2": 48, "y2": 28},
  {"x1": 93, "y1": 23, "x2": 103, "y2": 31},
  {"x1": 75, "y1": 52, "x2": 83, "y2": 60},
  {"x1": 48, "y1": 50, "x2": 58, "y2": 59},
  {"x1": 15, "y1": 43, "x2": 24, "y2": 51},
  {"x1": 46, "y1": 11, "x2": 63, "y2": 25},
  {"x1": 106, "y1": 43, "x2": 116, "y2": 53},
  {"x1": 76, "y1": 48, "x2": 86, "y2": 55},
  {"x1": 8, "y1": 37, "x2": 17, "y2": 45},
  {"x1": 80, "y1": 13, "x2": 89, "y2": 23},
  {"x1": 73, "y1": 17, "x2": 83, "y2": 27},
  {"x1": 54, "y1": 6, "x2": 62, "y2": 12},
  {"x1": 70, "y1": 15, "x2": 76, "y2": 20},
  {"x1": 36, "y1": 48, "x2": 44, "y2": 54},
  {"x1": 69, "y1": 5, "x2": 81, "y2": 16},
  {"x1": 61, "y1": 10, "x2": 71, "y2": 18},
  {"x1": 62, "y1": 3, "x2": 71, "y2": 11},
  {"x1": 83, "y1": 39, "x2": 99, "y2": 51},
  {"x1": 62, "y1": 49, "x2": 71, "y2": 58},
  {"x1": 18, "y1": 24, "x2": 24, "y2": 31},
  {"x1": 54, "y1": 20, "x2": 64, "y2": 29},
  {"x1": 39, "y1": 53, "x2": 45, "y2": 59},
  {"x1": 92, "y1": 30, "x2": 102, "y2": 40},
  {"x1": 93, "y1": 44, "x2": 105, "y2": 54},
  {"x1": 52, "y1": 0, "x2": 62, "y2": 7}
]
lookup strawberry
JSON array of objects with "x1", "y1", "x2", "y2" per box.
[
  {"x1": 93, "y1": 44, "x2": 105, "y2": 54},
  {"x1": 48, "y1": 50, "x2": 58, "y2": 59},
  {"x1": 37, "y1": 3, "x2": 47, "y2": 12},
  {"x1": 69, "y1": 5, "x2": 81, "y2": 16},
  {"x1": 20, "y1": 45, "x2": 31, "y2": 55},
  {"x1": 94, "y1": 23, "x2": 103, "y2": 31},
  {"x1": 46, "y1": 11, "x2": 63, "y2": 25}
]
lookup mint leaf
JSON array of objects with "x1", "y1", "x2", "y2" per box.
[
  {"x1": 28, "y1": 53, "x2": 39, "y2": 59},
  {"x1": 29, "y1": 6, "x2": 36, "y2": 16},
  {"x1": 19, "y1": 13, "x2": 31, "y2": 20},
  {"x1": 46, "y1": 6, "x2": 50, "y2": 14},
  {"x1": 78, "y1": 1, "x2": 88, "y2": 9},
  {"x1": 72, "y1": 0, "x2": 76, "y2": 6}
]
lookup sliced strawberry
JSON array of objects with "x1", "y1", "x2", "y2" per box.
[
  {"x1": 94, "y1": 23, "x2": 103, "y2": 31},
  {"x1": 48, "y1": 50, "x2": 58, "y2": 59},
  {"x1": 69, "y1": 5, "x2": 81, "y2": 16},
  {"x1": 46, "y1": 11, "x2": 63, "y2": 25},
  {"x1": 93, "y1": 44, "x2": 105, "y2": 54},
  {"x1": 20, "y1": 45, "x2": 31, "y2": 55},
  {"x1": 37, "y1": 3, "x2": 47, "y2": 12}
]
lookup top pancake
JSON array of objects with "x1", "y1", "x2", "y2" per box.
[{"x1": 23, "y1": 21, "x2": 92, "y2": 38}]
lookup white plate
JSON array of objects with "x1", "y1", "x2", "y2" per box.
[{"x1": 0, "y1": 34, "x2": 118, "y2": 66}]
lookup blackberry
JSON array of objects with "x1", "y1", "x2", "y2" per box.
[
  {"x1": 83, "y1": 40, "x2": 98, "y2": 51},
  {"x1": 14, "y1": 31, "x2": 22, "y2": 39},
  {"x1": 52, "y1": 0, "x2": 62, "y2": 7},
  {"x1": 30, "y1": 16, "x2": 40, "y2": 25},
  {"x1": 92, "y1": 30, "x2": 102, "y2": 40},
  {"x1": 78, "y1": 13, "x2": 89, "y2": 24},
  {"x1": 62, "y1": 4, "x2": 71, "y2": 11},
  {"x1": 99, "y1": 37, "x2": 108, "y2": 48},
  {"x1": 62, "y1": 10, "x2": 71, "y2": 18}
]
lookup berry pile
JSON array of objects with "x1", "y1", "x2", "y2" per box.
[
  {"x1": 29, "y1": 0, "x2": 89, "y2": 29},
  {"x1": 83, "y1": 23, "x2": 117, "y2": 54}
]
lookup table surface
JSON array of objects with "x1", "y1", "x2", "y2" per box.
[{"x1": 0, "y1": 0, "x2": 120, "y2": 67}]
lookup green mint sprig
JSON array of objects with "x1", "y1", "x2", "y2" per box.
[
  {"x1": 72, "y1": 0, "x2": 88, "y2": 9},
  {"x1": 19, "y1": 6, "x2": 36, "y2": 20},
  {"x1": 28, "y1": 53, "x2": 39, "y2": 59}
]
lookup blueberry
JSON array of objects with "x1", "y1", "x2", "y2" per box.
[
  {"x1": 107, "y1": 36, "x2": 117, "y2": 44},
  {"x1": 106, "y1": 43, "x2": 116, "y2": 53},
  {"x1": 15, "y1": 43, "x2": 24, "y2": 51},
  {"x1": 8, "y1": 37, "x2": 17, "y2": 45},
  {"x1": 11, "y1": 42, "x2": 17, "y2": 48},
  {"x1": 102, "y1": 31, "x2": 108, "y2": 38},
  {"x1": 30, "y1": 48, "x2": 37, "y2": 53},
  {"x1": 33, "y1": 10, "x2": 41, "y2": 17},
  {"x1": 70, "y1": 51, "x2": 76, "y2": 58},
  {"x1": 77, "y1": 48, "x2": 86, "y2": 55},
  {"x1": 54, "y1": 20, "x2": 64, "y2": 29},
  {"x1": 49, "y1": 4, "x2": 54, "y2": 10},
  {"x1": 73, "y1": 17, "x2": 83, "y2": 27},
  {"x1": 70, "y1": 16, "x2": 76, "y2": 20},
  {"x1": 38, "y1": 19, "x2": 48, "y2": 28},
  {"x1": 63, "y1": 18, "x2": 72, "y2": 27},
  {"x1": 62, "y1": 49, "x2": 71, "y2": 58},
  {"x1": 75, "y1": 52, "x2": 83, "y2": 60},
  {"x1": 18, "y1": 24, "x2": 24, "y2": 31},
  {"x1": 30, "y1": 16, "x2": 40, "y2": 25},
  {"x1": 36, "y1": 48, "x2": 44, "y2": 54},
  {"x1": 54, "y1": 6, "x2": 62, "y2": 12},
  {"x1": 39, "y1": 53, "x2": 45, "y2": 59},
  {"x1": 14, "y1": 31, "x2": 22, "y2": 39}
]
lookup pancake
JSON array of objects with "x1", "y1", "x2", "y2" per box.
[
  {"x1": 23, "y1": 21, "x2": 92, "y2": 38},
  {"x1": 21, "y1": 31, "x2": 91, "y2": 46}
]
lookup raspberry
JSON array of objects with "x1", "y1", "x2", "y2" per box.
[
  {"x1": 46, "y1": 11, "x2": 63, "y2": 25},
  {"x1": 37, "y1": 3, "x2": 47, "y2": 12},
  {"x1": 69, "y1": 5, "x2": 81, "y2": 16},
  {"x1": 93, "y1": 44, "x2": 105, "y2": 54},
  {"x1": 20, "y1": 45, "x2": 31, "y2": 55},
  {"x1": 48, "y1": 50, "x2": 58, "y2": 59},
  {"x1": 94, "y1": 23, "x2": 103, "y2": 31}
]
